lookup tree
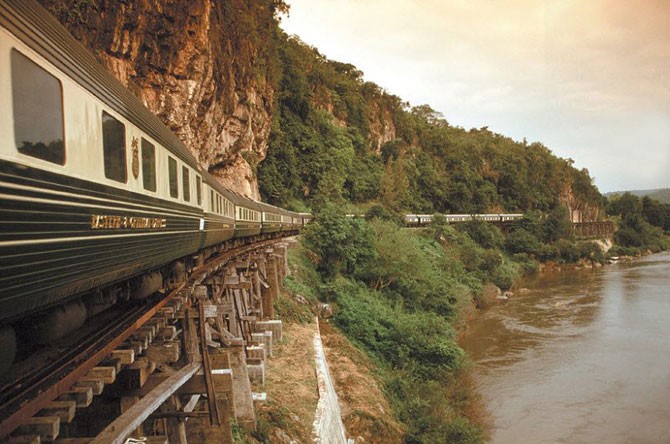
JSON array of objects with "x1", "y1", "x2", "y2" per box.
[{"x1": 303, "y1": 204, "x2": 376, "y2": 277}]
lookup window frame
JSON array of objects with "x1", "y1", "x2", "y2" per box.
[
  {"x1": 168, "y1": 156, "x2": 179, "y2": 199},
  {"x1": 182, "y1": 165, "x2": 190, "y2": 202},
  {"x1": 11, "y1": 49, "x2": 66, "y2": 166},
  {"x1": 101, "y1": 110, "x2": 127, "y2": 183},
  {"x1": 141, "y1": 137, "x2": 156, "y2": 192}
]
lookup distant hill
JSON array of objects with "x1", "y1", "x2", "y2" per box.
[{"x1": 605, "y1": 189, "x2": 670, "y2": 204}]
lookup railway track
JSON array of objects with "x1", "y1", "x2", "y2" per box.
[{"x1": 0, "y1": 234, "x2": 295, "y2": 443}]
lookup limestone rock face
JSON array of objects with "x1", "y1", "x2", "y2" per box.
[
  {"x1": 39, "y1": 0, "x2": 281, "y2": 199},
  {"x1": 366, "y1": 96, "x2": 397, "y2": 153},
  {"x1": 559, "y1": 183, "x2": 600, "y2": 222}
]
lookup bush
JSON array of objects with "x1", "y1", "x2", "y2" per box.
[
  {"x1": 556, "y1": 239, "x2": 580, "y2": 263},
  {"x1": 512, "y1": 253, "x2": 539, "y2": 273},
  {"x1": 459, "y1": 220, "x2": 503, "y2": 249},
  {"x1": 302, "y1": 203, "x2": 376, "y2": 277},
  {"x1": 504, "y1": 228, "x2": 542, "y2": 255},
  {"x1": 330, "y1": 279, "x2": 463, "y2": 378},
  {"x1": 491, "y1": 260, "x2": 519, "y2": 290},
  {"x1": 578, "y1": 241, "x2": 605, "y2": 264}
]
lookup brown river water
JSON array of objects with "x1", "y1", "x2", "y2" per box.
[{"x1": 461, "y1": 252, "x2": 670, "y2": 444}]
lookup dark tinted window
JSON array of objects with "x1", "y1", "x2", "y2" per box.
[
  {"x1": 102, "y1": 111, "x2": 126, "y2": 182},
  {"x1": 141, "y1": 138, "x2": 156, "y2": 191},
  {"x1": 196, "y1": 176, "x2": 202, "y2": 205},
  {"x1": 168, "y1": 156, "x2": 178, "y2": 198},
  {"x1": 210, "y1": 189, "x2": 214, "y2": 211},
  {"x1": 11, "y1": 50, "x2": 65, "y2": 165},
  {"x1": 182, "y1": 166, "x2": 190, "y2": 202}
]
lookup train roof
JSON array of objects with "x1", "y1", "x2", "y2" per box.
[{"x1": 0, "y1": 0, "x2": 200, "y2": 168}]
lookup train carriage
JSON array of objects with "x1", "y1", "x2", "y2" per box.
[
  {"x1": 0, "y1": 0, "x2": 207, "y2": 322},
  {"x1": 201, "y1": 170, "x2": 236, "y2": 248},
  {"x1": 258, "y1": 201, "x2": 282, "y2": 234},
  {"x1": 231, "y1": 191, "x2": 262, "y2": 238}
]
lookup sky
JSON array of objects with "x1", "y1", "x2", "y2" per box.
[{"x1": 280, "y1": 0, "x2": 670, "y2": 193}]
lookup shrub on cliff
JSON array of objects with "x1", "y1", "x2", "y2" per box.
[{"x1": 302, "y1": 204, "x2": 376, "y2": 277}]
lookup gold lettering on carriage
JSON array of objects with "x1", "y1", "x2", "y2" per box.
[{"x1": 90, "y1": 214, "x2": 167, "y2": 229}]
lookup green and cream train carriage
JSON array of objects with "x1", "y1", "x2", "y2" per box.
[{"x1": 0, "y1": 0, "x2": 307, "y2": 371}]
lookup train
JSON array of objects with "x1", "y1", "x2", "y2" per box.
[
  {"x1": 0, "y1": 0, "x2": 311, "y2": 370},
  {"x1": 404, "y1": 213, "x2": 524, "y2": 226}
]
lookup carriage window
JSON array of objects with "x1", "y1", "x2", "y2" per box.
[
  {"x1": 210, "y1": 189, "x2": 214, "y2": 211},
  {"x1": 168, "y1": 156, "x2": 178, "y2": 198},
  {"x1": 102, "y1": 111, "x2": 127, "y2": 182},
  {"x1": 11, "y1": 50, "x2": 65, "y2": 165},
  {"x1": 141, "y1": 138, "x2": 156, "y2": 191},
  {"x1": 182, "y1": 166, "x2": 190, "y2": 202},
  {"x1": 196, "y1": 176, "x2": 202, "y2": 205}
]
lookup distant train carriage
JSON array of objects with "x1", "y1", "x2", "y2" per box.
[
  {"x1": 299, "y1": 212, "x2": 313, "y2": 226},
  {"x1": 258, "y1": 201, "x2": 282, "y2": 234},
  {"x1": 230, "y1": 192, "x2": 262, "y2": 238},
  {"x1": 202, "y1": 171, "x2": 236, "y2": 248},
  {"x1": 279, "y1": 208, "x2": 294, "y2": 232}
]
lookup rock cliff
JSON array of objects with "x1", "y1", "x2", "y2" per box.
[{"x1": 39, "y1": 0, "x2": 284, "y2": 199}]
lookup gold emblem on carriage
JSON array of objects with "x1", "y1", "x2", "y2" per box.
[{"x1": 131, "y1": 136, "x2": 140, "y2": 179}]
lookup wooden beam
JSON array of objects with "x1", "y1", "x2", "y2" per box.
[
  {"x1": 15, "y1": 417, "x2": 59, "y2": 443},
  {"x1": 110, "y1": 349, "x2": 135, "y2": 365},
  {"x1": 199, "y1": 303, "x2": 221, "y2": 426},
  {"x1": 57, "y1": 387, "x2": 92, "y2": 408},
  {"x1": 75, "y1": 377, "x2": 104, "y2": 396},
  {"x1": 87, "y1": 366, "x2": 116, "y2": 384},
  {"x1": 38, "y1": 401, "x2": 76, "y2": 424},
  {"x1": 90, "y1": 362, "x2": 201, "y2": 444}
]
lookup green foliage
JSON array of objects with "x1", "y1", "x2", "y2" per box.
[
  {"x1": 642, "y1": 196, "x2": 670, "y2": 232},
  {"x1": 458, "y1": 220, "x2": 503, "y2": 249},
  {"x1": 302, "y1": 204, "x2": 376, "y2": 277},
  {"x1": 491, "y1": 259, "x2": 520, "y2": 290},
  {"x1": 543, "y1": 205, "x2": 574, "y2": 242},
  {"x1": 606, "y1": 193, "x2": 669, "y2": 251},
  {"x1": 329, "y1": 278, "x2": 463, "y2": 378},
  {"x1": 504, "y1": 228, "x2": 542, "y2": 255}
]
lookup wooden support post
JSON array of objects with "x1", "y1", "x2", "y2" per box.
[
  {"x1": 227, "y1": 346, "x2": 255, "y2": 429},
  {"x1": 275, "y1": 244, "x2": 288, "y2": 282},
  {"x1": 199, "y1": 303, "x2": 221, "y2": 427},
  {"x1": 161, "y1": 396, "x2": 187, "y2": 444},
  {"x1": 183, "y1": 309, "x2": 201, "y2": 363},
  {"x1": 259, "y1": 278, "x2": 274, "y2": 320},
  {"x1": 265, "y1": 252, "x2": 280, "y2": 302}
]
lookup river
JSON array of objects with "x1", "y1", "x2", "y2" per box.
[{"x1": 461, "y1": 252, "x2": 670, "y2": 444}]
